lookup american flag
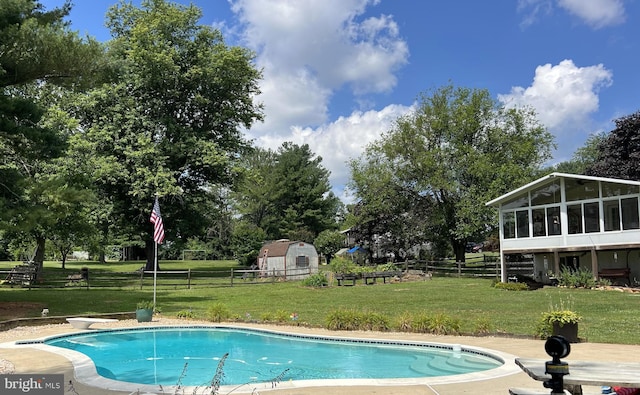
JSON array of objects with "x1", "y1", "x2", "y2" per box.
[{"x1": 150, "y1": 197, "x2": 165, "y2": 244}]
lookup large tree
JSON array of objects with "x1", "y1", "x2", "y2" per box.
[
  {"x1": 0, "y1": 0, "x2": 102, "y2": 268},
  {"x1": 70, "y1": 0, "x2": 263, "y2": 269},
  {"x1": 349, "y1": 84, "x2": 555, "y2": 262},
  {"x1": 586, "y1": 110, "x2": 640, "y2": 180},
  {"x1": 234, "y1": 143, "x2": 341, "y2": 242}
]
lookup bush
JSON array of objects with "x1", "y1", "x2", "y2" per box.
[
  {"x1": 176, "y1": 309, "x2": 196, "y2": 319},
  {"x1": 301, "y1": 273, "x2": 328, "y2": 287},
  {"x1": 325, "y1": 309, "x2": 391, "y2": 331},
  {"x1": 558, "y1": 267, "x2": 596, "y2": 288},
  {"x1": 428, "y1": 312, "x2": 461, "y2": 335},
  {"x1": 493, "y1": 281, "x2": 529, "y2": 291},
  {"x1": 329, "y1": 256, "x2": 358, "y2": 274},
  {"x1": 207, "y1": 302, "x2": 231, "y2": 322},
  {"x1": 325, "y1": 308, "x2": 361, "y2": 330}
]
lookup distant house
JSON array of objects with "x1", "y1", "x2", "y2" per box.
[
  {"x1": 487, "y1": 173, "x2": 640, "y2": 285},
  {"x1": 257, "y1": 240, "x2": 319, "y2": 280}
]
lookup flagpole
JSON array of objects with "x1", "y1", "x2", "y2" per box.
[{"x1": 153, "y1": 241, "x2": 158, "y2": 310}]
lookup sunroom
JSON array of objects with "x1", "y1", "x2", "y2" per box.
[{"x1": 486, "y1": 172, "x2": 640, "y2": 285}]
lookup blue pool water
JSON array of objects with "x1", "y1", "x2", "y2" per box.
[{"x1": 44, "y1": 327, "x2": 503, "y2": 387}]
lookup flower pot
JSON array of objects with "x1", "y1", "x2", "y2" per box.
[
  {"x1": 136, "y1": 308, "x2": 153, "y2": 322},
  {"x1": 552, "y1": 322, "x2": 579, "y2": 343}
]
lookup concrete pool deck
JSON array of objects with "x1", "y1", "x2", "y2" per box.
[{"x1": 1, "y1": 318, "x2": 638, "y2": 394}]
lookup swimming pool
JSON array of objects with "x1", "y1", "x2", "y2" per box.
[{"x1": 27, "y1": 325, "x2": 520, "y2": 393}]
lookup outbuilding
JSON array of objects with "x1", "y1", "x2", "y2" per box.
[
  {"x1": 257, "y1": 240, "x2": 319, "y2": 280},
  {"x1": 487, "y1": 172, "x2": 640, "y2": 285}
]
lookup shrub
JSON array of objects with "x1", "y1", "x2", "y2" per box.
[
  {"x1": 428, "y1": 312, "x2": 461, "y2": 335},
  {"x1": 325, "y1": 308, "x2": 360, "y2": 330},
  {"x1": 207, "y1": 302, "x2": 231, "y2": 322},
  {"x1": 176, "y1": 309, "x2": 196, "y2": 319},
  {"x1": 329, "y1": 256, "x2": 358, "y2": 274},
  {"x1": 360, "y1": 312, "x2": 390, "y2": 332},
  {"x1": 274, "y1": 309, "x2": 290, "y2": 323},
  {"x1": 395, "y1": 311, "x2": 414, "y2": 332},
  {"x1": 473, "y1": 316, "x2": 493, "y2": 335},
  {"x1": 494, "y1": 281, "x2": 529, "y2": 291},
  {"x1": 301, "y1": 273, "x2": 328, "y2": 287},
  {"x1": 557, "y1": 267, "x2": 596, "y2": 288},
  {"x1": 410, "y1": 312, "x2": 432, "y2": 333}
]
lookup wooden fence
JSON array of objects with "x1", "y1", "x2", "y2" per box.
[
  {"x1": 0, "y1": 267, "x2": 314, "y2": 290},
  {"x1": 0, "y1": 257, "x2": 533, "y2": 289}
]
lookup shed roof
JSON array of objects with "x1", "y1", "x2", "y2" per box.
[
  {"x1": 259, "y1": 240, "x2": 304, "y2": 257},
  {"x1": 486, "y1": 172, "x2": 640, "y2": 207}
]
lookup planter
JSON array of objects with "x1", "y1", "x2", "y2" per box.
[
  {"x1": 135, "y1": 308, "x2": 153, "y2": 322},
  {"x1": 552, "y1": 322, "x2": 579, "y2": 343}
]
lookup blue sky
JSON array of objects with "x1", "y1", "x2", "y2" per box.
[{"x1": 41, "y1": 0, "x2": 639, "y2": 200}]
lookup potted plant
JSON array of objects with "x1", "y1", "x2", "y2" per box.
[
  {"x1": 536, "y1": 309, "x2": 582, "y2": 343},
  {"x1": 136, "y1": 300, "x2": 154, "y2": 322}
]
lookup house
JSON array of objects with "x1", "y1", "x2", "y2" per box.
[
  {"x1": 486, "y1": 172, "x2": 640, "y2": 285},
  {"x1": 257, "y1": 240, "x2": 319, "y2": 280}
]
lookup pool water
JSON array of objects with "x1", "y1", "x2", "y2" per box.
[{"x1": 45, "y1": 327, "x2": 503, "y2": 386}]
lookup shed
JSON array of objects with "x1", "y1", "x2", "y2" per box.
[
  {"x1": 257, "y1": 240, "x2": 319, "y2": 280},
  {"x1": 486, "y1": 172, "x2": 640, "y2": 285}
]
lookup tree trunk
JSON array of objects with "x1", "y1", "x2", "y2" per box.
[
  {"x1": 33, "y1": 236, "x2": 46, "y2": 279},
  {"x1": 453, "y1": 240, "x2": 466, "y2": 263},
  {"x1": 144, "y1": 239, "x2": 160, "y2": 271}
]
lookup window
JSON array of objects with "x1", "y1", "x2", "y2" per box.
[
  {"x1": 503, "y1": 195, "x2": 529, "y2": 209},
  {"x1": 503, "y1": 212, "x2": 516, "y2": 239},
  {"x1": 584, "y1": 202, "x2": 600, "y2": 233},
  {"x1": 532, "y1": 208, "x2": 546, "y2": 237},
  {"x1": 296, "y1": 255, "x2": 309, "y2": 268},
  {"x1": 602, "y1": 182, "x2": 639, "y2": 197},
  {"x1": 622, "y1": 197, "x2": 640, "y2": 230},
  {"x1": 567, "y1": 204, "x2": 582, "y2": 234},
  {"x1": 530, "y1": 180, "x2": 561, "y2": 206},
  {"x1": 603, "y1": 200, "x2": 620, "y2": 231},
  {"x1": 565, "y1": 178, "x2": 599, "y2": 201},
  {"x1": 547, "y1": 206, "x2": 561, "y2": 236},
  {"x1": 516, "y1": 210, "x2": 529, "y2": 238}
]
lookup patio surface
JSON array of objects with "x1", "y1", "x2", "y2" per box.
[{"x1": 1, "y1": 318, "x2": 639, "y2": 394}]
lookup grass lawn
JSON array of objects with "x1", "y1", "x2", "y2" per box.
[{"x1": 1, "y1": 260, "x2": 639, "y2": 345}]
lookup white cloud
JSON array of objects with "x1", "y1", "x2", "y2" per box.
[
  {"x1": 254, "y1": 104, "x2": 412, "y2": 199},
  {"x1": 498, "y1": 60, "x2": 613, "y2": 130},
  {"x1": 229, "y1": 0, "x2": 409, "y2": 135},
  {"x1": 517, "y1": 0, "x2": 626, "y2": 29},
  {"x1": 558, "y1": 0, "x2": 626, "y2": 28}
]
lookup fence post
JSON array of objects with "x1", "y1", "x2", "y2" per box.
[
  {"x1": 457, "y1": 262, "x2": 462, "y2": 277},
  {"x1": 230, "y1": 269, "x2": 234, "y2": 287},
  {"x1": 140, "y1": 270, "x2": 144, "y2": 289},
  {"x1": 187, "y1": 268, "x2": 191, "y2": 289},
  {"x1": 272, "y1": 269, "x2": 276, "y2": 283}
]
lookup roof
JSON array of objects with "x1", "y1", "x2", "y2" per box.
[
  {"x1": 486, "y1": 172, "x2": 640, "y2": 207},
  {"x1": 259, "y1": 240, "x2": 307, "y2": 257}
]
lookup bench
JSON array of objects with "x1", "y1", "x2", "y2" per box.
[
  {"x1": 335, "y1": 273, "x2": 357, "y2": 286},
  {"x1": 66, "y1": 317, "x2": 118, "y2": 329},
  {"x1": 363, "y1": 271, "x2": 401, "y2": 285},
  {"x1": 598, "y1": 267, "x2": 631, "y2": 285}
]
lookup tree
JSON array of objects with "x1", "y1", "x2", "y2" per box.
[
  {"x1": 586, "y1": 110, "x2": 640, "y2": 180},
  {"x1": 349, "y1": 84, "x2": 555, "y2": 262},
  {"x1": 234, "y1": 143, "x2": 341, "y2": 242},
  {"x1": 550, "y1": 132, "x2": 606, "y2": 175},
  {"x1": 0, "y1": 0, "x2": 103, "y2": 270},
  {"x1": 313, "y1": 229, "x2": 344, "y2": 265},
  {"x1": 71, "y1": 0, "x2": 263, "y2": 269}
]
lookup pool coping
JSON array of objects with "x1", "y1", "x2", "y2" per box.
[{"x1": 4, "y1": 324, "x2": 522, "y2": 394}]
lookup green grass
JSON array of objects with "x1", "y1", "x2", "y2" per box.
[{"x1": 1, "y1": 260, "x2": 639, "y2": 345}]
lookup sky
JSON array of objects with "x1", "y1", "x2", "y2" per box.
[{"x1": 40, "y1": 0, "x2": 640, "y2": 201}]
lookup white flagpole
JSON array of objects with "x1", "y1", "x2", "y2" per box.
[{"x1": 153, "y1": 241, "x2": 158, "y2": 310}]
